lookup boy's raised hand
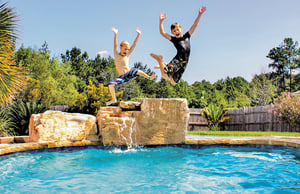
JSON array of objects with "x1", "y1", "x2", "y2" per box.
[
  {"x1": 160, "y1": 12, "x2": 167, "y2": 21},
  {"x1": 136, "y1": 27, "x2": 141, "y2": 35},
  {"x1": 111, "y1": 27, "x2": 118, "y2": 34},
  {"x1": 199, "y1": 6, "x2": 206, "y2": 14}
]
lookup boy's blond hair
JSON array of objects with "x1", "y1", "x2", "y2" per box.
[
  {"x1": 171, "y1": 23, "x2": 182, "y2": 30},
  {"x1": 120, "y1": 40, "x2": 130, "y2": 48}
]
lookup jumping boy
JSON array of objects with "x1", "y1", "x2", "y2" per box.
[
  {"x1": 106, "y1": 27, "x2": 156, "y2": 106},
  {"x1": 150, "y1": 6, "x2": 206, "y2": 85}
]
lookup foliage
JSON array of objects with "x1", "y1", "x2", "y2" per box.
[
  {"x1": 6, "y1": 100, "x2": 47, "y2": 135},
  {"x1": 11, "y1": 37, "x2": 300, "y2": 114},
  {"x1": 250, "y1": 73, "x2": 277, "y2": 106},
  {"x1": 267, "y1": 38, "x2": 300, "y2": 93},
  {"x1": 67, "y1": 80, "x2": 122, "y2": 115},
  {"x1": 0, "y1": 2, "x2": 25, "y2": 106},
  {"x1": 202, "y1": 104, "x2": 230, "y2": 131},
  {"x1": 271, "y1": 92, "x2": 300, "y2": 128},
  {"x1": 0, "y1": 108, "x2": 15, "y2": 136},
  {"x1": 61, "y1": 47, "x2": 117, "y2": 92},
  {"x1": 15, "y1": 44, "x2": 78, "y2": 107}
]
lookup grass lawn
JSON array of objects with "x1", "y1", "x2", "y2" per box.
[{"x1": 188, "y1": 131, "x2": 300, "y2": 137}]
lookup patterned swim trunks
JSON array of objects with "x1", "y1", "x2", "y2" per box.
[
  {"x1": 164, "y1": 58, "x2": 188, "y2": 83},
  {"x1": 106, "y1": 68, "x2": 139, "y2": 86}
]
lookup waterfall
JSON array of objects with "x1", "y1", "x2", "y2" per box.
[{"x1": 119, "y1": 117, "x2": 137, "y2": 148}]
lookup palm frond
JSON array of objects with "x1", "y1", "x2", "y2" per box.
[{"x1": 0, "y1": 2, "x2": 25, "y2": 106}]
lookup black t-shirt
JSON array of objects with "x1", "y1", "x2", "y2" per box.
[{"x1": 170, "y1": 32, "x2": 191, "y2": 62}]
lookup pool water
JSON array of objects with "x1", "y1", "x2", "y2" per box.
[{"x1": 0, "y1": 146, "x2": 299, "y2": 193}]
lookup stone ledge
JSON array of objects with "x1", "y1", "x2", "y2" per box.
[
  {"x1": 0, "y1": 140, "x2": 102, "y2": 156},
  {"x1": 1, "y1": 137, "x2": 299, "y2": 156},
  {"x1": 119, "y1": 101, "x2": 141, "y2": 111},
  {"x1": 0, "y1": 137, "x2": 14, "y2": 144},
  {"x1": 185, "y1": 138, "x2": 300, "y2": 149},
  {"x1": 0, "y1": 136, "x2": 31, "y2": 144}
]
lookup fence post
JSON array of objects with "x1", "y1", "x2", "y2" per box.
[{"x1": 242, "y1": 107, "x2": 246, "y2": 131}]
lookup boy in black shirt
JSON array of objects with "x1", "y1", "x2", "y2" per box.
[{"x1": 150, "y1": 6, "x2": 206, "y2": 84}]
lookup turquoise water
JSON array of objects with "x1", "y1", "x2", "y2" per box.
[{"x1": 0, "y1": 146, "x2": 299, "y2": 193}]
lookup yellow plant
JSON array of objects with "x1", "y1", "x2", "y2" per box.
[{"x1": 0, "y1": 3, "x2": 26, "y2": 106}]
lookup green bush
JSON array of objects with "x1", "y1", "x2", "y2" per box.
[
  {"x1": 0, "y1": 109, "x2": 15, "y2": 137},
  {"x1": 202, "y1": 104, "x2": 230, "y2": 131},
  {"x1": 6, "y1": 101, "x2": 47, "y2": 135}
]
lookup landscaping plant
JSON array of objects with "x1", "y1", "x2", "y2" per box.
[
  {"x1": 0, "y1": 108, "x2": 15, "y2": 136},
  {"x1": 202, "y1": 103, "x2": 230, "y2": 131},
  {"x1": 6, "y1": 100, "x2": 47, "y2": 135},
  {"x1": 271, "y1": 92, "x2": 300, "y2": 129}
]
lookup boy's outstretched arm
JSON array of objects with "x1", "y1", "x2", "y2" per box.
[
  {"x1": 159, "y1": 13, "x2": 171, "y2": 40},
  {"x1": 128, "y1": 28, "x2": 141, "y2": 55},
  {"x1": 112, "y1": 27, "x2": 118, "y2": 56},
  {"x1": 188, "y1": 6, "x2": 206, "y2": 35}
]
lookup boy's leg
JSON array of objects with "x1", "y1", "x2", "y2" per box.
[
  {"x1": 150, "y1": 53, "x2": 169, "y2": 80},
  {"x1": 136, "y1": 70, "x2": 156, "y2": 80},
  {"x1": 106, "y1": 84, "x2": 117, "y2": 106}
]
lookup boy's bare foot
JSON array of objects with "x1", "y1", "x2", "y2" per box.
[
  {"x1": 150, "y1": 53, "x2": 163, "y2": 62},
  {"x1": 150, "y1": 74, "x2": 156, "y2": 80},
  {"x1": 170, "y1": 77, "x2": 176, "y2": 85},
  {"x1": 106, "y1": 99, "x2": 117, "y2": 106},
  {"x1": 154, "y1": 65, "x2": 160, "y2": 69}
]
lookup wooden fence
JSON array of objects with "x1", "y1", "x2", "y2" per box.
[
  {"x1": 50, "y1": 105, "x2": 68, "y2": 112},
  {"x1": 188, "y1": 106, "x2": 299, "y2": 132},
  {"x1": 50, "y1": 105, "x2": 299, "y2": 132}
]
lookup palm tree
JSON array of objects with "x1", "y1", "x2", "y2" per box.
[{"x1": 0, "y1": 2, "x2": 25, "y2": 106}]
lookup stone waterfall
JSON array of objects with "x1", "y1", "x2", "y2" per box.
[
  {"x1": 97, "y1": 98, "x2": 189, "y2": 146},
  {"x1": 29, "y1": 98, "x2": 190, "y2": 146}
]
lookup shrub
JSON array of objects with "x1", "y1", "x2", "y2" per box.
[
  {"x1": 6, "y1": 100, "x2": 47, "y2": 135},
  {"x1": 0, "y1": 108, "x2": 15, "y2": 137},
  {"x1": 272, "y1": 92, "x2": 300, "y2": 128},
  {"x1": 202, "y1": 104, "x2": 230, "y2": 131},
  {"x1": 67, "y1": 81, "x2": 123, "y2": 115}
]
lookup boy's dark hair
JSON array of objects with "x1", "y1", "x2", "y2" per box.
[{"x1": 171, "y1": 23, "x2": 181, "y2": 30}]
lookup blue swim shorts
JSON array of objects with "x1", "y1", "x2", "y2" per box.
[{"x1": 106, "y1": 68, "x2": 139, "y2": 86}]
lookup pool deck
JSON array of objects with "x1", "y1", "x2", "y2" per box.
[{"x1": 0, "y1": 135, "x2": 300, "y2": 156}]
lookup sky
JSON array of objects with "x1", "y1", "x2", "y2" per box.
[{"x1": 8, "y1": 0, "x2": 300, "y2": 84}]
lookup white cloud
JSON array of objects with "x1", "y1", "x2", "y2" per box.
[{"x1": 96, "y1": 50, "x2": 109, "y2": 58}]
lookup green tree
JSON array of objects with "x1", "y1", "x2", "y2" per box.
[
  {"x1": 133, "y1": 62, "x2": 157, "y2": 98},
  {"x1": 213, "y1": 77, "x2": 250, "y2": 108},
  {"x1": 190, "y1": 80, "x2": 214, "y2": 108},
  {"x1": 250, "y1": 73, "x2": 277, "y2": 106},
  {"x1": 155, "y1": 79, "x2": 176, "y2": 98},
  {"x1": 0, "y1": 2, "x2": 25, "y2": 106},
  {"x1": 15, "y1": 44, "x2": 78, "y2": 107},
  {"x1": 174, "y1": 80, "x2": 196, "y2": 106},
  {"x1": 267, "y1": 38, "x2": 300, "y2": 93},
  {"x1": 61, "y1": 47, "x2": 90, "y2": 92}
]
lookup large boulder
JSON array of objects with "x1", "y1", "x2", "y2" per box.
[
  {"x1": 29, "y1": 111, "x2": 98, "y2": 142},
  {"x1": 96, "y1": 98, "x2": 189, "y2": 146}
]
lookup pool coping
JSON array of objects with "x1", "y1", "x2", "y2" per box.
[{"x1": 0, "y1": 135, "x2": 300, "y2": 156}]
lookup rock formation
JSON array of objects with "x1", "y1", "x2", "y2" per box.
[
  {"x1": 28, "y1": 98, "x2": 189, "y2": 146},
  {"x1": 29, "y1": 111, "x2": 98, "y2": 142},
  {"x1": 96, "y1": 98, "x2": 189, "y2": 146}
]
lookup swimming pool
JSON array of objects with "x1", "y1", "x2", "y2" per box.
[{"x1": 0, "y1": 145, "x2": 299, "y2": 193}]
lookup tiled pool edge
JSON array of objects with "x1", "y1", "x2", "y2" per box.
[{"x1": 1, "y1": 136, "x2": 300, "y2": 156}]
